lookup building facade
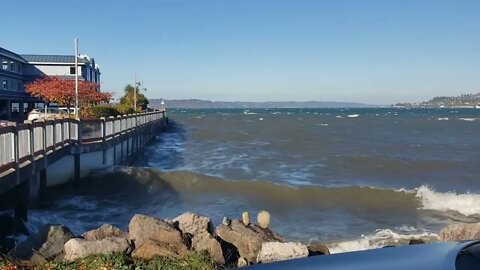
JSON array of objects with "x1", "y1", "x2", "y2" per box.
[
  {"x1": 0, "y1": 48, "x2": 39, "y2": 120},
  {"x1": 21, "y1": 54, "x2": 101, "y2": 88},
  {"x1": 0, "y1": 47, "x2": 101, "y2": 120}
]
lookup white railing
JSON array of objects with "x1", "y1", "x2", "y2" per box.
[{"x1": 0, "y1": 111, "x2": 165, "y2": 171}]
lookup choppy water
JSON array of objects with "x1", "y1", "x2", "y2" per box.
[{"x1": 28, "y1": 108, "x2": 480, "y2": 253}]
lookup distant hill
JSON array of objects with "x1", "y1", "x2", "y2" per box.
[
  {"x1": 149, "y1": 99, "x2": 377, "y2": 109},
  {"x1": 394, "y1": 92, "x2": 480, "y2": 108}
]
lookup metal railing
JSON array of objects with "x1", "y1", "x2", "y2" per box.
[{"x1": 0, "y1": 111, "x2": 165, "y2": 172}]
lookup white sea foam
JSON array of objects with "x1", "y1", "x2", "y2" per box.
[
  {"x1": 258, "y1": 117, "x2": 264, "y2": 121},
  {"x1": 415, "y1": 185, "x2": 480, "y2": 216},
  {"x1": 328, "y1": 228, "x2": 439, "y2": 254},
  {"x1": 347, "y1": 114, "x2": 359, "y2": 118},
  {"x1": 437, "y1": 117, "x2": 449, "y2": 121},
  {"x1": 458, "y1": 118, "x2": 476, "y2": 121}
]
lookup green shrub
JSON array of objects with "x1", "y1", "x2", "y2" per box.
[{"x1": 81, "y1": 105, "x2": 120, "y2": 119}]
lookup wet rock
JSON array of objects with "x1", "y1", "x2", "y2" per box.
[
  {"x1": 172, "y1": 212, "x2": 213, "y2": 236},
  {"x1": 257, "y1": 242, "x2": 309, "y2": 263},
  {"x1": 64, "y1": 237, "x2": 132, "y2": 261},
  {"x1": 439, "y1": 222, "x2": 480, "y2": 241},
  {"x1": 192, "y1": 231, "x2": 224, "y2": 264},
  {"x1": 129, "y1": 214, "x2": 184, "y2": 248},
  {"x1": 82, "y1": 224, "x2": 129, "y2": 241},
  {"x1": 308, "y1": 243, "x2": 330, "y2": 256},
  {"x1": 132, "y1": 238, "x2": 190, "y2": 259},
  {"x1": 14, "y1": 224, "x2": 74, "y2": 262},
  {"x1": 409, "y1": 239, "x2": 425, "y2": 245},
  {"x1": 216, "y1": 219, "x2": 283, "y2": 263}
]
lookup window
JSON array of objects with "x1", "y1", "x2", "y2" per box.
[
  {"x1": 3, "y1": 79, "x2": 8, "y2": 90},
  {"x1": 2, "y1": 60, "x2": 7, "y2": 70},
  {"x1": 10, "y1": 61, "x2": 14, "y2": 72},
  {"x1": 18, "y1": 82, "x2": 22, "y2": 91},
  {"x1": 17, "y1": 64, "x2": 22, "y2": 73},
  {"x1": 70, "y1": 66, "x2": 76, "y2": 74}
]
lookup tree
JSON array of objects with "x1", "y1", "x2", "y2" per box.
[
  {"x1": 119, "y1": 84, "x2": 149, "y2": 111},
  {"x1": 25, "y1": 76, "x2": 112, "y2": 113}
]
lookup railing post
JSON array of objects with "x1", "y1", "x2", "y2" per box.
[
  {"x1": 101, "y1": 117, "x2": 106, "y2": 142},
  {"x1": 78, "y1": 119, "x2": 83, "y2": 145},
  {"x1": 26, "y1": 120, "x2": 35, "y2": 161}
]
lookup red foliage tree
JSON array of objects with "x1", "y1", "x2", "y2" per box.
[{"x1": 25, "y1": 76, "x2": 112, "y2": 112}]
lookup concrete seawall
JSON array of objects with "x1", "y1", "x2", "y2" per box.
[{"x1": 0, "y1": 111, "x2": 168, "y2": 221}]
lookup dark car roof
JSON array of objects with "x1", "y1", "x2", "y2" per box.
[{"x1": 243, "y1": 241, "x2": 480, "y2": 270}]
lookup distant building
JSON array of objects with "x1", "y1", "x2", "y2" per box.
[
  {"x1": 0, "y1": 47, "x2": 102, "y2": 120},
  {"x1": 21, "y1": 54, "x2": 101, "y2": 87},
  {"x1": 0, "y1": 47, "x2": 40, "y2": 120}
]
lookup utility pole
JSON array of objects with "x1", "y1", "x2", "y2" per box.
[
  {"x1": 74, "y1": 38, "x2": 79, "y2": 118},
  {"x1": 134, "y1": 73, "x2": 137, "y2": 112}
]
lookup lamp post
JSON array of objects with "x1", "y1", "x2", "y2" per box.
[{"x1": 74, "y1": 38, "x2": 79, "y2": 118}]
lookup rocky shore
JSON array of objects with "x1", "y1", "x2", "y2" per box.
[{"x1": 1, "y1": 211, "x2": 480, "y2": 269}]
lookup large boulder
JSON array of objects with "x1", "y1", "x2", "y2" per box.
[
  {"x1": 129, "y1": 214, "x2": 185, "y2": 247},
  {"x1": 308, "y1": 243, "x2": 330, "y2": 256},
  {"x1": 82, "y1": 224, "x2": 129, "y2": 241},
  {"x1": 257, "y1": 242, "x2": 309, "y2": 263},
  {"x1": 172, "y1": 212, "x2": 212, "y2": 236},
  {"x1": 192, "y1": 231, "x2": 224, "y2": 264},
  {"x1": 64, "y1": 237, "x2": 133, "y2": 261},
  {"x1": 14, "y1": 224, "x2": 74, "y2": 262},
  {"x1": 132, "y1": 238, "x2": 190, "y2": 259},
  {"x1": 439, "y1": 222, "x2": 480, "y2": 241},
  {"x1": 216, "y1": 220, "x2": 283, "y2": 263}
]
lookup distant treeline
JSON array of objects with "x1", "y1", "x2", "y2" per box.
[
  {"x1": 149, "y1": 99, "x2": 377, "y2": 109},
  {"x1": 394, "y1": 92, "x2": 480, "y2": 108}
]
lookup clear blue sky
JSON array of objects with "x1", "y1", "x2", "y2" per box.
[{"x1": 1, "y1": 0, "x2": 479, "y2": 104}]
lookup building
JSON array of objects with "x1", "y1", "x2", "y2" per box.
[
  {"x1": 0, "y1": 47, "x2": 102, "y2": 121},
  {"x1": 21, "y1": 54, "x2": 101, "y2": 88},
  {"x1": 0, "y1": 47, "x2": 39, "y2": 120}
]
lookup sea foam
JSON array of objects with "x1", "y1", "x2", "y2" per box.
[{"x1": 415, "y1": 185, "x2": 480, "y2": 216}]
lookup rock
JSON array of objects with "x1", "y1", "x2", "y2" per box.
[
  {"x1": 237, "y1": 257, "x2": 249, "y2": 267},
  {"x1": 257, "y1": 242, "x2": 309, "y2": 263},
  {"x1": 439, "y1": 222, "x2": 480, "y2": 241},
  {"x1": 308, "y1": 243, "x2": 330, "y2": 256},
  {"x1": 64, "y1": 237, "x2": 132, "y2": 261},
  {"x1": 242, "y1": 212, "x2": 250, "y2": 226},
  {"x1": 192, "y1": 231, "x2": 224, "y2": 264},
  {"x1": 172, "y1": 212, "x2": 212, "y2": 236},
  {"x1": 129, "y1": 214, "x2": 185, "y2": 248},
  {"x1": 409, "y1": 239, "x2": 425, "y2": 245},
  {"x1": 222, "y1": 217, "x2": 231, "y2": 226},
  {"x1": 216, "y1": 220, "x2": 283, "y2": 263},
  {"x1": 82, "y1": 224, "x2": 129, "y2": 241},
  {"x1": 14, "y1": 224, "x2": 74, "y2": 262},
  {"x1": 257, "y1": 211, "x2": 270, "y2": 229},
  {"x1": 132, "y1": 238, "x2": 190, "y2": 259}
]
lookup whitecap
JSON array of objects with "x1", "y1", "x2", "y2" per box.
[
  {"x1": 328, "y1": 227, "x2": 439, "y2": 254},
  {"x1": 347, "y1": 114, "x2": 359, "y2": 118},
  {"x1": 458, "y1": 118, "x2": 476, "y2": 122},
  {"x1": 415, "y1": 185, "x2": 480, "y2": 216},
  {"x1": 437, "y1": 117, "x2": 449, "y2": 121}
]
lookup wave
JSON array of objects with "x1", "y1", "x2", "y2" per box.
[
  {"x1": 108, "y1": 168, "x2": 480, "y2": 218},
  {"x1": 416, "y1": 185, "x2": 480, "y2": 216},
  {"x1": 327, "y1": 227, "x2": 439, "y2": 254}
]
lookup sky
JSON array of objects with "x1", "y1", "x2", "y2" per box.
[{"x1": 1, "y1": 0, "x2": 479, "y2": 104}]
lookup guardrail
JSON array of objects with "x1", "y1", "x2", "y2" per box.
[{"x1": 0, "y1": 111, "x2": 165, "y2": 173}]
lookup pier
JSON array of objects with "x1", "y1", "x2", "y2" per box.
[{"x1": 0, "y1": 111, "x2": 167, "y2": 218}]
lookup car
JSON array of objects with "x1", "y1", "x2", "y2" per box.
[
  {"x1": 58, "y1": 107, "x2": 78, "y2": 115},
  {"x1": 27, "y1": 108, "x2": 65, "y2": 121},
  {"x1": 243, "y1": 240, "x2": 480, "y2": 270}
]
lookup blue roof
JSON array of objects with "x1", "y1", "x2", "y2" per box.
[
  {"x1": 0, "y1": 47, "x2": 28, "y2": 63},
  {"x1": 20, "y1": 54, "x2": 91, "y2": 64}
]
